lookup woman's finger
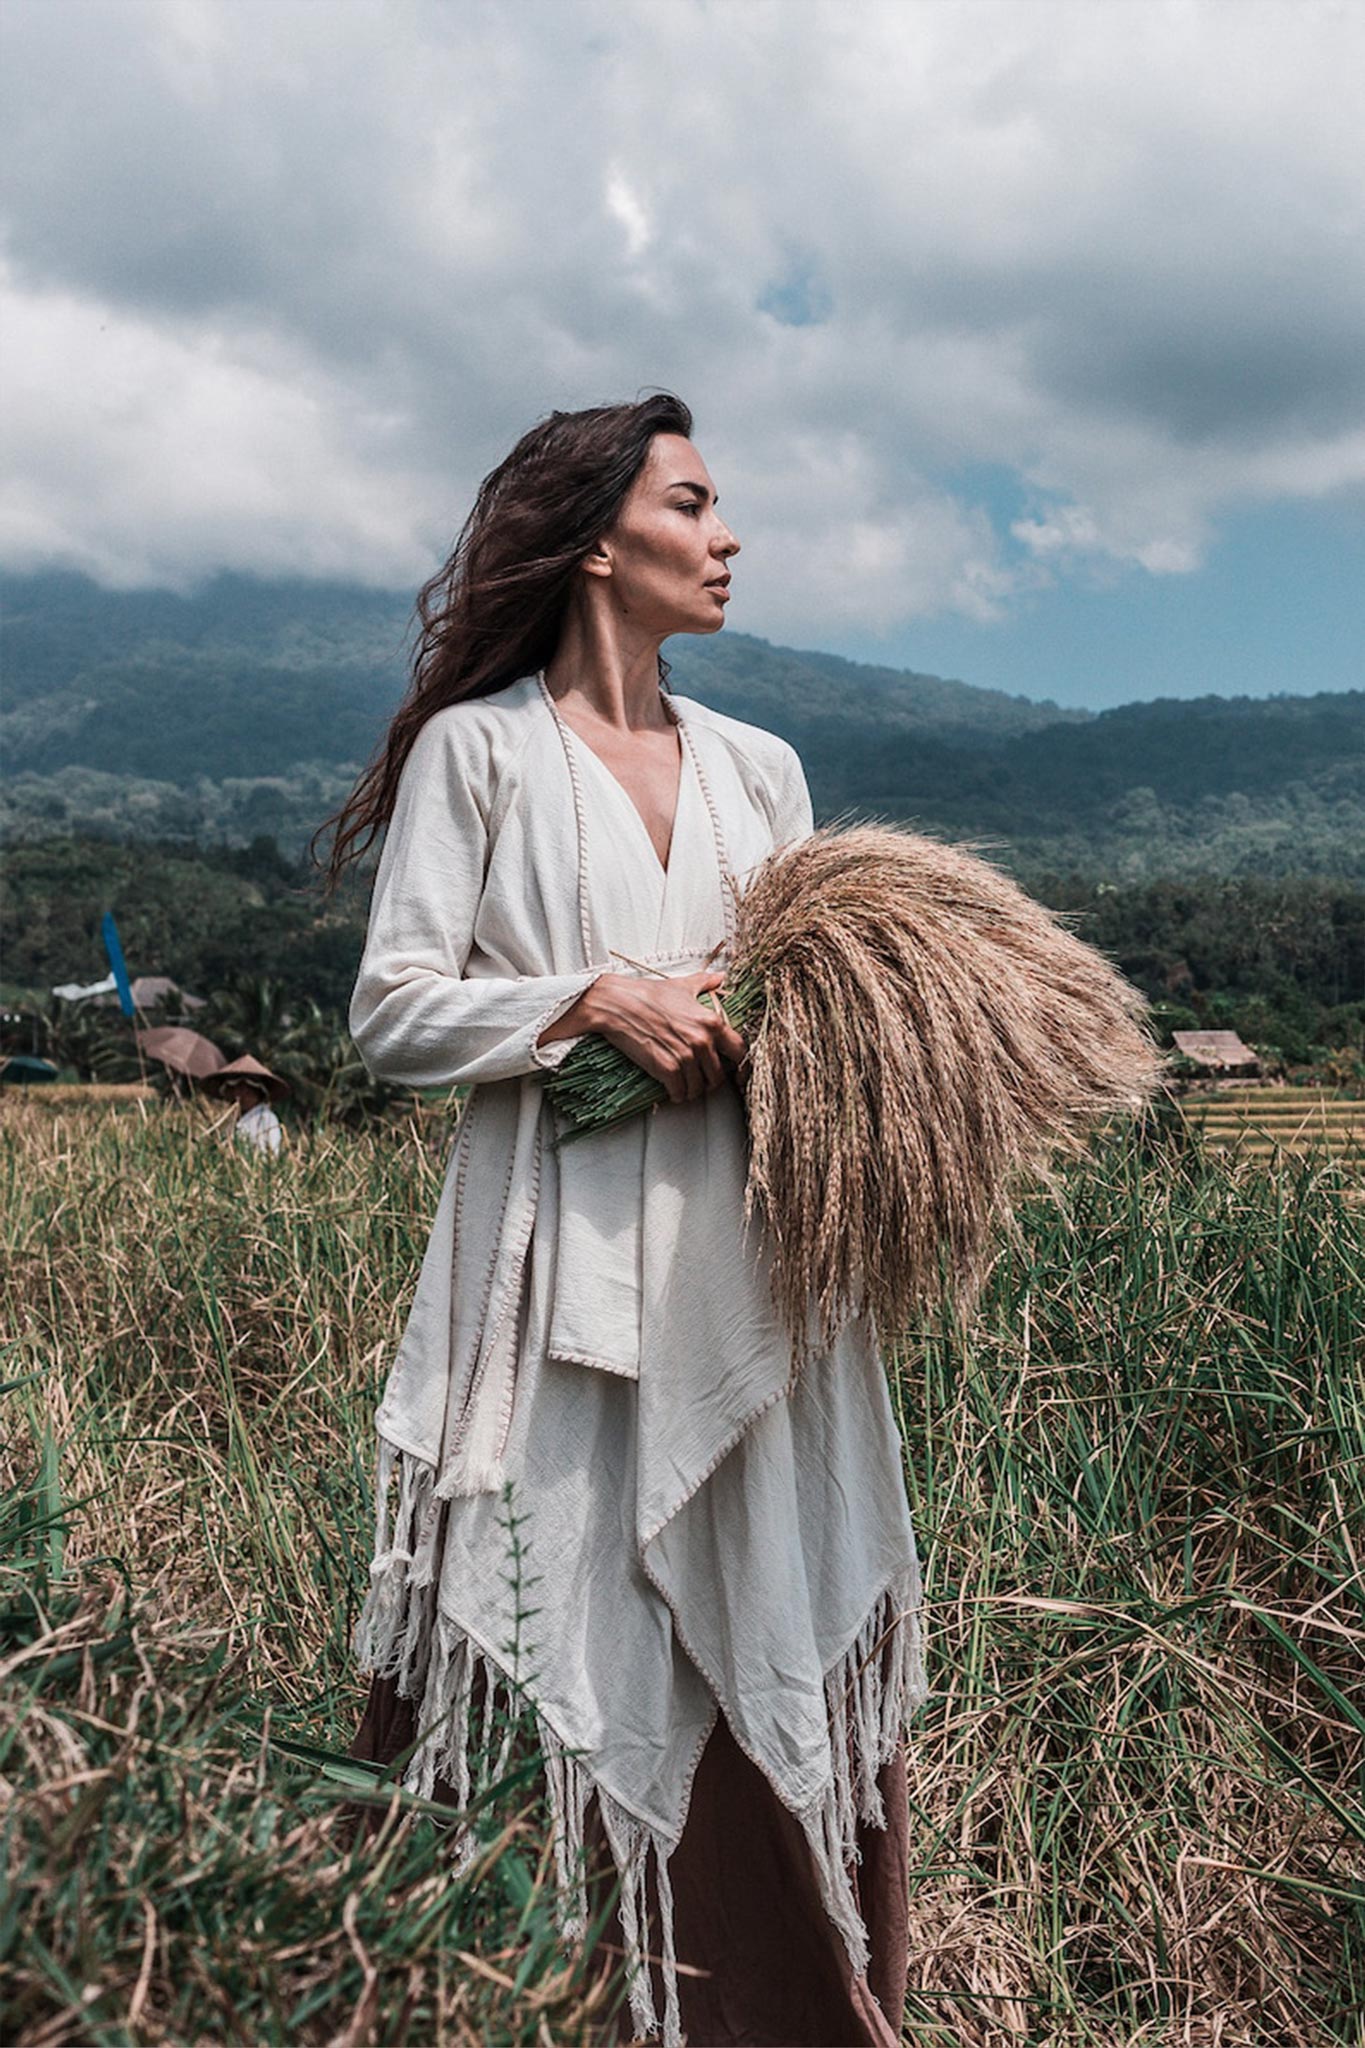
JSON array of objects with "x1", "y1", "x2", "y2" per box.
[
  {"x1": 694, "y1": 1038, "x2": 725, "y2": 1093},
  {"x1": 715, "y1": 1021, "x2": 747, "y2": 1065}
]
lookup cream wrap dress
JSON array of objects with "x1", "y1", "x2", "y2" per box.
[{"x1": 349, "y1": 671, "x2": 927, "y2": 2046}]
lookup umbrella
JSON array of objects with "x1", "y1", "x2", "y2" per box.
[
  {"x1": 0, "y1": 1054, "x2": 60, "y2": 1085},
  {"x1": 135, "y1": 1027, "x2": 227, "y2": 1082}
]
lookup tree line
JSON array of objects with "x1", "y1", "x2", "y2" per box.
[{"x1": 4, "y1": 836, "x2": 1362, "y2": 1084}]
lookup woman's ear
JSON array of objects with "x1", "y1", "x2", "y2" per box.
[{"x1": 582, "y1": 538, "x2": 613, "y2": 580}]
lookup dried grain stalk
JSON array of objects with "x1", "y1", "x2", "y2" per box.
[
  {"x1": 734, "y1": 823, "x2": 1163, "y2": 1354},
  {"x1": 544, "y1": 822, "x2": 1165, "y2": 1353}
]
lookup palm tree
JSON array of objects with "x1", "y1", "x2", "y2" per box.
[{"x1": 33, "y1": 995, "x2": 142, "y2": 1083}]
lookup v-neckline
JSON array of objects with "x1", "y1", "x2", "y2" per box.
[{"x1": 538, "y1": 671, "x2": 687, "y2": 880}]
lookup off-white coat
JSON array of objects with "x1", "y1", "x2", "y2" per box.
[{"x1": 349, "y1": 672, "x2": 926, "y2": 2046}]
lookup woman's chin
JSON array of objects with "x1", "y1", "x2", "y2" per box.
[{"x1": 670, "y1": 607, "x2": 730, "y2": 638}]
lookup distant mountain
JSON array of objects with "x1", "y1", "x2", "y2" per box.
[
  {"x1": 664, "y1": 633, "x2": 1086, "y2": 744},
  {"x1": 0, "y1": 569, "x2": 1078, "y2": 783},
  {"x1": 1, "y1": 572, "x2": 413, "y2": 782},
  {"x1": 2, "y1": 569, "x2": 1361, "y2": 878}
]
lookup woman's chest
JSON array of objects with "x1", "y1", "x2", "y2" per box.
[
  {"x1": 477, "y1": 711, "x2": 776, "y2": 970},
  {"x1": 556, "y1": 713, "x2": 685, "y2": 875}
]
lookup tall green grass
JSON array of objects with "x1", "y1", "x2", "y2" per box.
[
  {"x1": 892, "y1": 1132, "x2": 1365, "y2": 2043},
  {"x1": 2, "y1": 1093, "x2": 1362, "y2": 2043}
]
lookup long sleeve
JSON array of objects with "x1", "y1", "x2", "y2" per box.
[
  {"x1": 348, "y1": 710, "x2": 605, "y2": 1089},
  {"x1": 772, "y1": 739, "x2": 815, "y2": 849}
]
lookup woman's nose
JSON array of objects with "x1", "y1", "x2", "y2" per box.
[{"x1": 715, "y1": 523, "x2": 740, "y2": 559}]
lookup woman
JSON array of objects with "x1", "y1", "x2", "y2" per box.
[{"x1": 328, "y1": 394, "x2": 927, "y2": 2047}]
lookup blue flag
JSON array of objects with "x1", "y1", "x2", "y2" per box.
[{"x1": 101, "y1": 912, "x2": 135, "y2": 1018}]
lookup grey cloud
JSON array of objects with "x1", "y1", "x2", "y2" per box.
[
  {"x1": 1045, "y1": 323, "x2": 1365, "y2": 446},
  {"x1": 2, "y1": 0, "x2": 1363, "y2": 624}
]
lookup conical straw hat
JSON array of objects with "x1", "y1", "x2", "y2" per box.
[{"x1": 203, "y1": 1053, "x2": 290, "y2": 1102}]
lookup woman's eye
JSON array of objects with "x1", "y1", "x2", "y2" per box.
[{"x1": 678, "y1": 501, "x2": 703, "y2": 516}]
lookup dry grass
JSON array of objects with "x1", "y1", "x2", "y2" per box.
[
  {"x1": 2, "y1": 1094, "x2": 1362, "y2": 2045},
  {"x1": 736, "y1": 823, "x2": 1165, "y2": 1355},
  {"x1": 891, "y1": 1137, "x2": 1365, "y2": 2045},
  {"x1": 0, "y1": 1095, "x2": 625, "y2": 2045}
]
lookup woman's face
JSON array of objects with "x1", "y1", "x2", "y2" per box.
[{"x1": 592, "y1": 433, "x2": 740, "y2": 636}]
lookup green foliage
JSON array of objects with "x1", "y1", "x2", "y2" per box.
[
  {"x1": 0, "y1": 833, "x2": 367, "y2": 1016},
  {"x1": 1, "y1": 571, "x2": 412, "y2": 778},
  {"x1": 0, "y1": 1101, "x2": 631, "y2": 2042},
  {"x1": 666, "y1": 628, "x2": 1085, "y2": 740},
  {"x1": 0, "y1": 831, "x2": 408, "y2": 1115},
  {"x1": 800, "y1": 702, "x2": 1365, "y2": 881},
  {"x1": 1028, "y1": 873, "x2": 1365, "y2": 1064},
  {"x1": 0, "y1": 1471, "x2": 622, "y2": 2045},
  {"x1": 0, "y1": 762, "x2": 362, "y2": 858},
  {"x1": 4, "y1": 565, "x2": 1364, "y2": 1093},
  {"x1": 6, "y1": 841, "x2": 1363, "y2": 1094}
]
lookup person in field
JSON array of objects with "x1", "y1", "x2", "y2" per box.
[
  {"x1": 324, "y1": 395, "x2": 926, "y2": 2046},
  {"x1": 205, "y1": 1055, "x2": 287, "y2": 1155}
]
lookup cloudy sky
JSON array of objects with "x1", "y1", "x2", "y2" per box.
[{"x1": 3, "y1": 0, "x2": 1362, "y2": 707}]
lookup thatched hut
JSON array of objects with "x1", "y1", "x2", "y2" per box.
[{"x1": 1172, "y1": 1030, "x2": 1260, "y2": 1082}]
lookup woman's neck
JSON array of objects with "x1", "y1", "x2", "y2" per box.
[{"x1": 542, "y1": 603, "x2": 670, "y2": 733}]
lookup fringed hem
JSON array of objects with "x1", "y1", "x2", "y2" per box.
[
  {"x1": 799, "y1": 1558, "x2": 928, "y2": 1983},
  {"x1": 351, "y1": 1437, "x2": 686, "y2": 2044},
  {"x1": 352, "y1": 1438, "x2": 927, "y2": 2046}
]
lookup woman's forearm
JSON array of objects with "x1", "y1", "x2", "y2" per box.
[
  {"x1": 536, "y1": 973, "x2": 615, "y2": 1047},
  {"x1": 536, "y1": 970, "x2": 747, "y2": 1104},
  {"x1": 536, "y1": 971, "x2": 695, "y2": 1046}
]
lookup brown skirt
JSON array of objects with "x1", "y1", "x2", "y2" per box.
[{"x1": 343, "y1": 1669, "x2": 910, "y2": 2047}]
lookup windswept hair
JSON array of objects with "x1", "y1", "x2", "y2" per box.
[{"x1": 314, "y1": 391, "x2": 693, "y2": 892}]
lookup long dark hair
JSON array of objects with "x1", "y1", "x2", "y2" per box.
[{"x1": 313, "y1": 391, "x2": 693, "y2": 891}]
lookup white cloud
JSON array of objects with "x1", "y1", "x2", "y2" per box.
[
  {"x1": 1, "y1": 0, "x2": 1362, "y2": 633},
  {"x1": 605, "y1": 167, "x2": 652, "y2": 261},
  {"x1": 0, "y1": 268, "x2": 432, "y2": 587},
  {"x1": 705, "y1": 427, "x2": 1018, "y2": 632}
]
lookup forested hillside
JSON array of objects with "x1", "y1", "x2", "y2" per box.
[
  {"x1": 2, "y1": 569, "x2": 1362, "y2": 878},
  {"x1": 0, "y1": 569, "x2": 1073, "y2": 780},
  {"x1": 804, "y1": 692, "x2": 1364, "y2": 875}
]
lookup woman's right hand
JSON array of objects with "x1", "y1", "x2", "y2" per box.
[{"x1": 554, "y1": 969, "x2": 749, "y2": 1104}]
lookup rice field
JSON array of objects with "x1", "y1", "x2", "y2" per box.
[
  {"x1": 2, "y1": 1091, "x2": 1362, "y2": 2045},
  {"x1": 1177, "y1": 1086, "x2": 1365, "y2": 1167}
]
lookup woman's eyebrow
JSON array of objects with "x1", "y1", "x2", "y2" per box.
[{"x1": 667, "y1": 479, "x2": 717, "y2": 504}]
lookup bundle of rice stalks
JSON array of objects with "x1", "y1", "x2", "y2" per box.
[{"x1": 545, "y1": 822, "x2": 1164, "y2": 1353}]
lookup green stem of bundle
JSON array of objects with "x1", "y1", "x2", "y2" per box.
[{"x1": 544, "y1": 963, "x2": 767, "y2": 1145}]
